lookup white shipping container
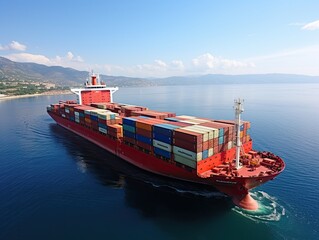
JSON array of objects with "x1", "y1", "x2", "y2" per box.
[
  {"x1": 179, "y1": 120, "x2": 201, "y2": 125},
  {"x1": 189, "y1": 125, "x2": 215, "y2": 140},
  {"x1": 65, "y1": 109, "x2": 70, "y2": 113},
  {"x1": 194, "y1": 125, "x2": 219, "y2": 138},
  {"x1": 182, "y1": 126, "x2": 209, "y2": 142},
  {"x1": 174, "y1": 154, "x2": 197, "y2": 169},
  {"x1": 177, "y1": 115, "x2": 197, "y2": 119},
  {"x1": 208, "y1": 148, "x2": 214, "y2": 157},
  {"x1": 184, "y1": 118, "x2": 210, "y2": 124},
  {"x1": 98, "y1": 112, "x2": 118, "y2": 120},
  {"x1": 74, "y1": 111, "x2": 80, "y2": 116},
  {"x1": 173, "y1": 146, "x2": 202, "y2": 161},
  {"x1": 90, "y1": 109, "x2": 109, "y2": 116},
  {"x1": 153, "y1": 139, "x2": 172, "y2": 152},
  {"x1": 99, "y1": 127, "x2": 107, "y2": 134}
]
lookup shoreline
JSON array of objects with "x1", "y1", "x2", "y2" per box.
[{"x1": 0, "y1": 90, "x2": 72, "y2": 101}]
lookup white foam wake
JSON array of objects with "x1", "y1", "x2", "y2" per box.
[
  {"x1": 143, "y1": 180, "x2": 227, "y2": 198},
  {"x1": 233, "y1": 191, "x2": 286, "y2": 222}
]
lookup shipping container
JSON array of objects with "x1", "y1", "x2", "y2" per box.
[
  {"x1": 136, "y1": 134, "x2": 152, "y2": 145},
  {"x1": 154, "y1": 147, "x2": 171, "y2": 159},
  {"x1": 153, "y1": 132, "x2": 172, "y2": 144},
  {"x1": 173, "y1": 128, "x2": 203, "y2": 144},
  {"x1": 153, "y1": 139, "x2": 172, "y2": 152},
  {"x1": 123, "y1": 124, "x2": 136, "y2": 133},
  {"x1": 173, "y1": 146, "x2": 202, "y2": 161},
  {"x1": 174, "y1": 154, "x2": 197, "y2": 169},
  {"x1": 173, "y1": 137, "x2": 202, "y2": 153}
]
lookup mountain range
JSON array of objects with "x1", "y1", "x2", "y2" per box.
[{"x1": 1, "y1": 56, "x2": 319, "y2": 87}]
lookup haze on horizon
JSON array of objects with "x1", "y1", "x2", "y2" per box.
[{"x1": 1, "y1": 0, "x2": 319, "y2": 78}]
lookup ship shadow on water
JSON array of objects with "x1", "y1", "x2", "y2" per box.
[{"x1": 49, "y1": 124, "x2": 233, "y2": 221}]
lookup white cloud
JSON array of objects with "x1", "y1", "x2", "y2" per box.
[
  {"x1": 0, "y1": 41, "x2": 27, "y2": 51},
  {"x1": 192, "y1": 53, "x2": 253, "y2": 73},
  {"x1": 55, "y1": 51, "x2": 84, "y2": 64},
  {"x1": 5, "y1": 51, "x2": 85, "y2": 70},
  {"x1": 6, "y1": 53, "x2": 50, "y2": 64},
  {"x1": 67, "y1": 51, "x2": 74, "y2": 60},
  {"x1": 171, "y1": 60, "x2": 184, "y2": 70},
  {"x1": 154, "y1": 59, "x2": 167, "y2": 68},
  {"x1": 302, "y1": 20, "x2": 319, "y2": 30},
  {"x1": 100, "y1": 59, "x2": 187, "y2": 77},
  {"x1": 10, "y1": 41, "x2": 27, "y2": 51}
]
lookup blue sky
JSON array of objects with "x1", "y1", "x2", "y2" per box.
[{"x1": 1, "y1": 0, "x2": 319, "y2": 77}]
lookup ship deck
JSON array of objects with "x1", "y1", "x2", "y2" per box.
[{"x1": 199, "y1": 151, "x2": 285, "y2": 179}]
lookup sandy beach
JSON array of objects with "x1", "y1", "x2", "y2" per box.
[{"x1": 0, "y1": 90, "x2": 72, "y2": 101}]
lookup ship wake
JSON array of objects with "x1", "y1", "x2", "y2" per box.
[
  {"x1": 233, "y1": 191, "x2": 285, "y2": 222},
  {"x1": 144, "y1": 179, "x2": 227, "y2": 198}
]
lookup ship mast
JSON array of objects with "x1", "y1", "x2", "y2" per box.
[{"x1": 234, "y1": 98, "x2": 244, "y2": 170}]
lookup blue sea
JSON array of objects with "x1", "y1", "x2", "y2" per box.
[{"x1": 0, "y1": 83, "x2": 318, "y2": 239}]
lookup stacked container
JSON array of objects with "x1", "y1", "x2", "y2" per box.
[
  {"x1": 152, "y1": 123, "x2": 181, "y2": 159},
  {"x1": 172, "y1": 127, "x2": 204, "y2": 169},
  {"x1": 131, "y1": 110, "x2": 176, "y2": 119},
  {"x1": 48, "y1": 101, "x2": 252, "y2": 173}
]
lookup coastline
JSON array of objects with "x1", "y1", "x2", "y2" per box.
[{"x1": 0, "y1": 90, "x2": 72, "y2": 101}]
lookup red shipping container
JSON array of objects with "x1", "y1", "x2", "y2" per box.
[
  {"x1": 108, "y1": 124, "x2": 122, "y2": 133},
  {"x1": 136, "y1": 128, "x2": 152, "y2": 138},
  {"x1": 213, "y1": 145, "x2": 219, "y2": 154},
  {"x1": 202, "y1": 140, "x2": 209, "y2": 151},
  {"x1": 136, "y1": 141, "x2": 153, "y2": 151},
  {"x1": 91, "y1": 121, "x2": 99, "y2": 131},
  {"x1": 200, "y1": 121, "x2": 233, "y2": 131},
  {"x1": 173, "y1": 128, "x2": 203, "y2": 144},
  {"x1": 208, "y1": 139, "x2": 214, "y2": 148},
  {"x1": 124, "y1": 136, "x2": 136, "y2": 144},
  {"x1": 109, "y1": 131, "x2": 122, "y2": 138},
  {"x1": 173, "y1": 138, "x2": 202, "y2": 153}
]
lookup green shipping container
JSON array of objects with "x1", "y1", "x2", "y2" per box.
[{"x1": 174, "y1": 154, "x2": 197, "y2": 169}]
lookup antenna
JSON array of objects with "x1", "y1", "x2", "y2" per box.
[{"x1": 234, "y1": 98, "x2": 244, "y2": 169}]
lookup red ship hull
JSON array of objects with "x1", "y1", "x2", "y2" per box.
[{"x1": 48, "y1": 112, "x2": 284, "y2": 209}]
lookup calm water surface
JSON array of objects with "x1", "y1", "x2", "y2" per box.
[{"x1": 0, "y1": 83, "x2": 318, "y2": 239}]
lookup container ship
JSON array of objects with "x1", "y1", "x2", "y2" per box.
[{"x1": 47, "y1": 73, "x2": 285, "y2": 210}]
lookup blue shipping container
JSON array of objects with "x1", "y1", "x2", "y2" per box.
[
  {"x1": 218, "y1": 136, "x2": 224, "y2": 145},
  {"x1": 202, "y1": 150, "x2": 208, "y2": 159},
  {"x1": 123, "y1": 124, "x2": 136, "y2": 133},
  {"x1": 98, "y1": 122, "x2": 107, "y2": 129},
  {"x1": 136, "y1": 134, "x2": 152, "y2": 145},
  {"x1": 154, "y1": 147, "x2": 171, "y2": 159},
  {"x1": 153, "y1": 132, "x2": 172, "y2": 144},
  {"x1": 90, "y1": 115, "x2": 98, "y2": 121},
  {"x1": 164, "y1": 117, "x2": 180, "y2": 122},
  {"x1": 123, "y1": 130, "x2": 135, "y2": 139},
  {"x1": 123, "y1": 117, "x2": 137, "y2": 127},
  {"x1": 219, "y1": 128, "x2": 224, "y2": 136},
  {"x1": 153, "y1": 123, "x2": 180, "y2": 137}
]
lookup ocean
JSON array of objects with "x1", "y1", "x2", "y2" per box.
[{"x1": 0, "y1": 83, "x2": 318, "y2": 240}]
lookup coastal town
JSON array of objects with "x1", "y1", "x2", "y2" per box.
[{"x1": 0, "y1": 81, "x2": 71, "y2": 100}]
